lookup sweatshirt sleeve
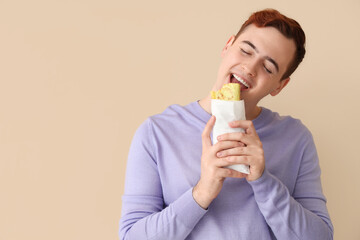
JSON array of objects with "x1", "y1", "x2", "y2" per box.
[
  {"x1": 119, "y1": 119, "x2": 207, "y2": 240},
  {"x1": 248, "y1": 132, "x2": 334, "y2": 240}
]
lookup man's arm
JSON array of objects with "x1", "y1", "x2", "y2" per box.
[
  {"x1": 192, "y1": 116, "x2": 247, "y2": 209},
  {"x1": 119, "y1": 118, "x2": 207, "y2": 240},
  {"x1": 249, "y1": 168, "x2": 333, "y2": 240},
  {"x1": 219, "y1": 120, "x2": 334, "y2": 239}
]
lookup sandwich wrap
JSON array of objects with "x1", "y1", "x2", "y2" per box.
[{"x1": 211, "y1": 83, "x2": 250, "y2": 174}]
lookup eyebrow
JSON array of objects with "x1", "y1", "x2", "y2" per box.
[{"x1": 242, "y1": 40, "x2": 279, "y2": 73}]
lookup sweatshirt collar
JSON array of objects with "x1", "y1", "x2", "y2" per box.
[{"x1": 193, "y1": 101, "x2": 272, "y2": 130}]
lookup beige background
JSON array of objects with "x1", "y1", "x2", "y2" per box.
[{"x1": 0, "y1": 0, "x2": 359, "y2": 239}]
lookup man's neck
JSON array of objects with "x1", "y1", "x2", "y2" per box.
[
  {"x1": 198, "y1": 95, "x2": 212, "y2": 114},
  {"x1": 198, "y1": 95, "x2": 261, "y2": 121}
]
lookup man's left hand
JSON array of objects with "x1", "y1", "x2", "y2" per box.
[{"x1": 216, "y1": 120, "x2": 265, "y2": 182}]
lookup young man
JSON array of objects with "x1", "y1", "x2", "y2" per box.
[{"x1": 119, "y1": 9, "x2": 334, "y2": 240}]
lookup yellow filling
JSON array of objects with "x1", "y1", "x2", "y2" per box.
[{"x1": 211, "y1": 83, "x2": 240, "y2": 101}]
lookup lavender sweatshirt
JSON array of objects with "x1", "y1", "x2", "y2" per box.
[{"x1": 119, "y1": 101, "x2": 333, "y2": 240}]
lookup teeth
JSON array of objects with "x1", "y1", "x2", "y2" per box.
[{"x1": 232, "y1": 74, "x2": 249, "y2": 88}]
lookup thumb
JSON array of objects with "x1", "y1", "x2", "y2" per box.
[{"x1": 202, "y1": 115, "x2": 216, "y2": 147}]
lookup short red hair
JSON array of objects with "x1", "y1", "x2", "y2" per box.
[{"x1": 235, "y1": 9, "x2": 306, "y2": 80}]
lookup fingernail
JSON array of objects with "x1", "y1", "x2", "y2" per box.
[
  {"x1": 217, "y1": 152, "x2": 222, "y2": 157},
  {"x1": 217, "y1": 136, "x2": 221, "y2": 140}
]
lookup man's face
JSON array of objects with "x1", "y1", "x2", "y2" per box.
[{"x1": 214, "y1": 24, "x2": 296, "y2": 107}]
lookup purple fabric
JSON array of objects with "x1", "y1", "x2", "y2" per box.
[{"x1": 119, "y1": 101, "x2": 333, "y2": 240}]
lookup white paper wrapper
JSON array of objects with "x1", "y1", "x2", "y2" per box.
[{"x1": 211, "y1": 99, "x2": 250, "y2": 174}]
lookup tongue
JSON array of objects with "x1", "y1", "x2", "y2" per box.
[{"x1": 240, "y1": 82, "x2": 248, "y2": 90}]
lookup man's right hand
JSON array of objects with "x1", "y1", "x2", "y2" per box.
[{"x1": 192, "y1": 116, "x2": 247, "y2": 209}]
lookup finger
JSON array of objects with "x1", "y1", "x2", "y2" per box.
[
  {"x1": 218, "y1": 132, "x2": 261, "y2": 146},
  {"x1": 213, "y1": 140, "x2": 243, "y2": 153},
  {"x1": 214, "y1": 155, "x2": 251, "y2": 168},
  {"x1": 202, "y1": 115, "x2": 216, "y2": 147},
  {"x1": 213, "y1": 157, "x2": 231, "y2": 168},
  {"x1": 225, "y1": 155, "x2": 251, "y2": 165},
  {"x1": 228, "y1": 120, "x2": 257, "y2": 135},
  {"x1": 220, "y1": 167, "x2": 248, "y2": 179},
  {"x1": 217, "y1": 132, "x2": 249, "y2": 145},
  {"x1": 227, "y1": 169, "x2": 249, "y2": 178},
  {"x1": 216, "y1": 146, "x2": 248, "y2": 158}
]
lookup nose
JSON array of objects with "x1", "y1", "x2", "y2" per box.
[{"x1": 241, "y1": 60, "x2": 257, "y2": 77}]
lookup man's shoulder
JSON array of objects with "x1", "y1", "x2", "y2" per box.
[
  {"x1": 137, "y1": 101, "x2": 206, "y2": 142},
  {"x1": 149, "y1": 103, "x2": 189, "y2": 122},
  {"x1": 261, "y1": 107, "x2": 311, "y2": 136},
  {"x1": 149, "y1": 101, "x2": 203, "y2": 123}
]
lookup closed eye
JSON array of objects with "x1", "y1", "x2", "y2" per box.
[
  {"x1": 264, "y1": 65, "x2": 273, "y2": 74},
  {"x1": 240, "y1": 48, "x2": 251, "y2": 55}
]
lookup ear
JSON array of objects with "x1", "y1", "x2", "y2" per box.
[
  {"x1": 270, "y1": 78, "x2": 290, "y2": 96},
  {"x1": 221, "y1": 35, "x2": 236, "y2": 57}
]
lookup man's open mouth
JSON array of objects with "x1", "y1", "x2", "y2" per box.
[{"x1": 231, "y1": 73, "x2": 250, "y2": 90}]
